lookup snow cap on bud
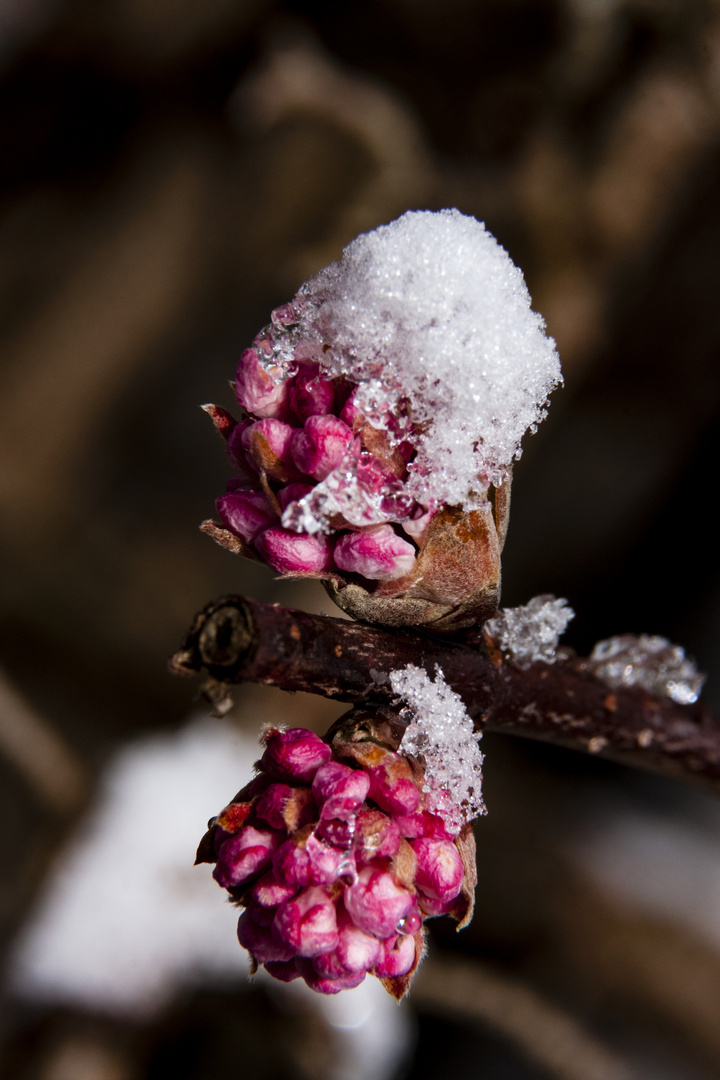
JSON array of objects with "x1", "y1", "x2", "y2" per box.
[
  {"x1": 199, "y1": 706, "x2": 480, "y2": 997},
  {"x1": 203, "y1": 210, "x2": 560, "y2": 632}
]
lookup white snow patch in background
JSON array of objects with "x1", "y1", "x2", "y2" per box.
[
  {"x1": 9, "y1": 715, "x2": 411, "y2": 1080},
  {"x1": 9, "y1": 717, "x2": 254, "y2": 1017},
  {"x1": 270, "y1": 970, "x2": 414, "y2": 1080},
  {"x1": 393, "y1": 664, "x2": 485, "y2": 832},
  {"x1": 486, "y1": 594, "x2": 574, "y2": 665},
  {"x1": 586, "y1": 633, "x2": 705, "y2": 704}
]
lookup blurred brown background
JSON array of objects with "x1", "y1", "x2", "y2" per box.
[{"x1": 3, "y1": 1, "x2": 720, "y2": 1078}]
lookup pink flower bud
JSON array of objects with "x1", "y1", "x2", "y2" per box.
[
  {"x1": 394, "y1": 810, "x2": 452, "y2": 841},
  {"x1": 261, "y1": 728, "x2": 333, "y2": 783},
  {"x1": 314, "y1": 817, "x2": 354, "y2": 849},
  {"x1": 254, "y1": 783, "x2": 317, "y2": 832},
  {"x1": 273, "y1": 886, "x2": 339, "y2": 957},
  {"x1": 333, "y1": 525, "x2": 417, "y2": 581},
  {"x1": 344, "y1": 865, "x2": 413, "y2": 939},
  {"x1": 373, "y1": 932, "x2": 418, "y2": 978},
  {"x1": 289, "y1": 366, "x2": 336, "y2": 421},
  {"x1": 273, "y1": 828, "x2": 350, "y2": 887},
  {"x1": 254, "y1": 528, "x2": 333, "y2": 574},
  {"x1": 312, "y1": 762, "x2": 370, "y2": 821},
  {"x1": 410, "y1": 838, "x2": 464, "y2": 903},
  {"x1": 237, "y1": 909, "x2": 297, "y2": 964},
  {"x1": 216, "y1": 489, "x2": 278, "y2": 543},
  {"x1": 224, "y1": 420, "x2": 255, "y2": 477},
  {"x1": 312, "y1": 911, "x2": 381, "y2": 978},
  {"x1": 241, "y1": 419, "x2": 303, "y2": 483},
  {"x1": 213, "y1": 825, "x2": 283, "y2": 889},
  {"x1": 250, "y1": 871, "x2": 298, "y2": 908},
  {"x1": 365, "y1": 755, "x2": 421, "y2": 816},
  {"x1": 235, "y1": 348, "x2": 290, "y2": 419},
  {"x1": 400, "y1": 504, "x2": 436, "y2": 541},
  {"x1": 354, "y1": 809, "x2": 402, "y2": 863},
  {"x1": 291, "y1": 415, "x2": 354, "y2": 481}
]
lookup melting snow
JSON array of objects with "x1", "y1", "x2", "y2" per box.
[
  {"x1": 392, "y1": 664, "x2": 485, "y2": 834},
  {"x1": 586, "y1": 634, "x2": 705, "y2": 705},
  {"x1": 273, "y1": 209, "x2": 561, "y2": 530},
  {"x1": 486, "y1": 595, "x2": 574, "y2": 666}
]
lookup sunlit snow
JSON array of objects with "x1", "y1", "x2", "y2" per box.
[{"x1": 392, "y1": 664, "x2": 485, "y2": 833}]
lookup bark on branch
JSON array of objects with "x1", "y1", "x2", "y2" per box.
[{"x1": 171, "y1": 595, "x2": 720, "y2": 791}]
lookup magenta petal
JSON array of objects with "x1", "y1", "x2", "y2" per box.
[
  {"x1": 255, "y1": 527, "x2": 333, "y2": 574},
  {"x1": 238, "y1": 909, "x2": 297, "y2": 963},
  {"x1": 291, "y1": 415, "x2": 354, "y2": 481},
  {"x1": 213, "y1": 826, "x2": 283, "y2": 889},
  {"x1": 354, "y1": 810, "x2": 402, "y2": 863},
  {"x1": 289, "y1": 367, "x2": 336, "y2": 421},
  {"x1": 411, "y1": 838, "x2": 464, "y2": 903},
  {"x1": 251, "y1": 871, "x2": 299, "y2": 908},
  {"x1": 373, "y1": 932, "x2": 417, "y2": 978},
  {"x1": 235, "y1": 348, "x2": 290, "y2": 419},
  {"x1": 312, "y1": 762, "x2": 370, "y2": 821},
  {"x1": 334, "y1": 524, "x2": 416, "y2": 581},
  {"x1": 273, "y1": 886, "x2": 339, "y2": 958},
  {"x1": 261, "y1": 728, "x2": 332, "y2": 783},
  {"x1": 344, "y1": 866, "x2": 413, "y2": 939},
  {"x1": 300, "y1": 961, "x2": 366, "y2": 994},
  {"x1": 216, "y1": 490, "x2": 278, "y2": 543},
  {"x1": 312, "y1": 915, "x2": 380, "y2": 978}
]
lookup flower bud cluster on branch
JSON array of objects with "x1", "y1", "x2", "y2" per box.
[
  {"x1": 182, "y1": 210, "x2": 713, "y2": 999},
  {"x1": 196, "y1": 714, "x2": 477, "y2": 998},
  {"x1": 202, "y1": 209, "x2": 560, "y2": 631}
]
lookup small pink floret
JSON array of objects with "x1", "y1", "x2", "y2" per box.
[
  {"x1": 254, "y1": 528, "x2": 333, "y2": 574},
  {"x1": 333, "y1": 524, "x2": 417, "y2": 581},
  {"x1": 216, "y1": 489, "x2": 277, "y2": 543},
  {"x1": 235, "y1": 348, "x2": 290, "y2": 419},
  {"x1": 274, "y1": 886, "x2": 339, "y2": 958},
  {"x1": 213, "y1": 825, "x2": 282, "y2": 889},
  {"x1": 250, "y1": 870, "x2": 298, "y2": 908},
  {"x1": 354, "y1": 809, "x2": 402, "y2": 862},
  {"x1": 344, "y1": 865, "x2": 413, "y2": 939},
  {"x1": 261, "y1": 728, "x2": 332, "y2": 783},
  {"x1": 312, "y1": 912, "x2": 381, "y2": 977},
  {"x1": 312, "y1": 762, "x2": 370, "y2": 821},
  {"x1": 241, "y1": 419, "x2": 302, "y2": 480},
  {"x1": 277, "y1": 482, "x2": 314, "y2": 511},
  {"x1": 366, "y1": 758, "x2": 421, "y2": 816},
  {"x1": 290, "y1": 366, "x2": 336, "y2": 421},
  {"x1": 411, "y1": 838, "x2": 464, "y2": 903},
  {"x1": 291, "y1": 415, "x2": 354, "y2": 481},
  {"x1": 373, "y1": 932, "x2": 417, "y2": 978},
  {"x1": 237, "y1": 910, "x2": 296, "y2": 963}
]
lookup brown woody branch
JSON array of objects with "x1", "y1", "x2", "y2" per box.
[{"x1": 170, "y1": 595, "x2": 720, "y2": 791}]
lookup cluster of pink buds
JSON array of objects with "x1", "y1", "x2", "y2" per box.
[
  {"x1": 197, "y1": 712, "x2": 476, "y2": 998},
  {"x1": 202, "y1": 298, "x2": 509, "y2": 632}
]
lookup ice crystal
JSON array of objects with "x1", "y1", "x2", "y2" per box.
[
  {"x1": 271, "y1": 209, "x2": 560, "y2": 530},
  {"x1": 587, "y1": 634, "x2": 705, "y2": 705},
  {"x1": 392, "y1": 665, "x2": 485, "y2": 834},
  {"x1": 486, "y1": 595, "x2": 574, "y2": 665}
]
